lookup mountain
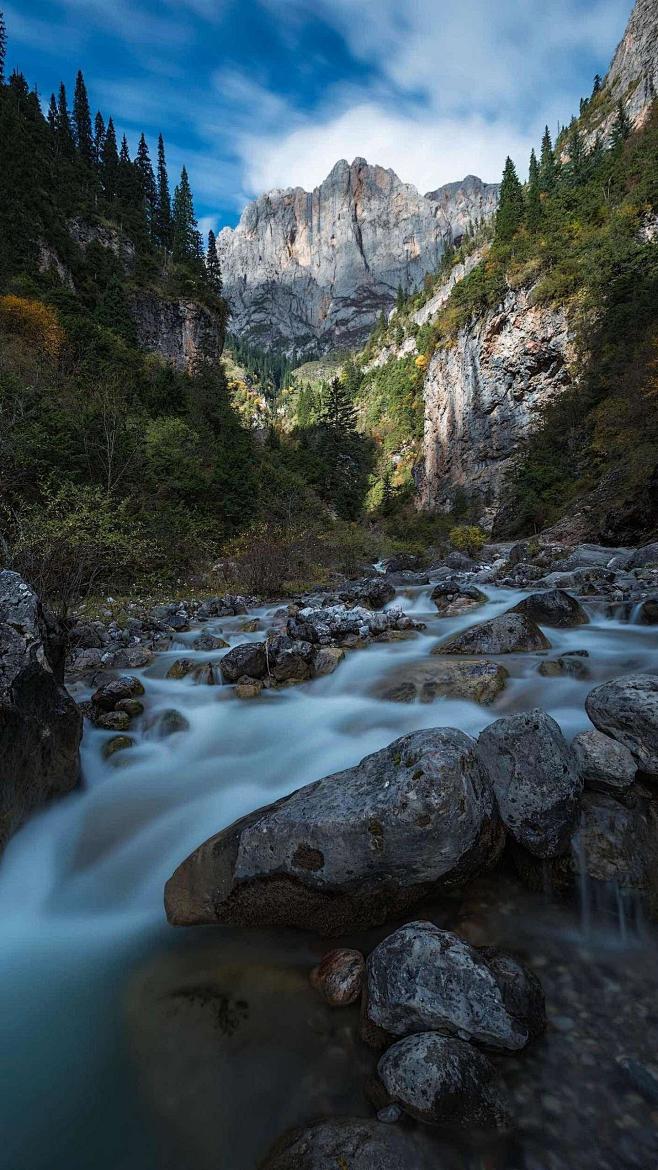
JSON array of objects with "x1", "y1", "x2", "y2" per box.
[{"x1": 218, "y1": 161, "x2": 498, "y2": 357}]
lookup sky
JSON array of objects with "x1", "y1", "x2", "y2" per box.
[{"x1": 3, "y1": 0, "x2": 635, "y2": 233}]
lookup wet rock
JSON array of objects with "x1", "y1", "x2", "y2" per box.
[
  {"x1": 235, "y1": 677, "x2": 264, "y2": 699},
  {"x1": 312, "y1": 646, "x2": 345, "y2": 676},
  {"x1": 511, "y1": 588, "x2": 588, "y2": 627},
  {"x1": 102, "y1": 644, "x2": 154, "y2": 670},
  {"x1": 377, "y1": 1033, "x2": 508, "y2": 1129},
  {"x1": 165, "y1": 658, "x2": 196, "y2": 680},
  {"x1": 633, "y1": 597, "x2": 658, "y2": 625},
  {"x1": 364, "y1": 921, "x2": 543, "y2": 1051},
  {"x1": 585, "y1": 674, "x2": 658, "y2": 778},
  {"x1": 261, "y1": 1119, "x2": 449, "y2": 1170},
  {"x1": 0, "y1": 571, "x2": 82, "y2": 851},
  {"x1": 149, "y1": 603, "x2": 189, "y2": 631},
  {"x1": 379, "y1": 659, "x2": 508, "y2": 706},
  {"x1": 92, "y1": 675, "x2": 145, "y2": 710},
  {"x1": 431, "y1": 581, "x2": 487, "y2": 617},
  {"x1": 153, "y1": 709, "x2": 190, "y2": 737},
  {"x1": 347, "y1": 579, "x2": 396, "y2": 610},
  {"x1": 627, "y1": 543, "x2": 658, "y2": 569},
  {"x1": 115, "y1": 697, "x2": 144, "y2": 718},
  {"x1": 617, "y1": 1057, "x2": 658, "y2": 1105},
  {"x1": 440, "y1": 612, "x2": 551, "y2": 656},
  {"x1": 571, "y1": 729, "x2": 637, "y2": 794},
  {"x1": 240, "y1": 618, "x2": 262, "y2": 633},
  {"x1": 94, "y1": 709, "x2": 131, "y2": 732},
  {"x1": 309, "y1": 948, "x2": 365, "y2": 1006},
  {"x1": 67, "y1": 647, "x2": 104, "y2": 677},
  {"x1": 165, "y1": 728, "x2": 504, "y2": 934},
  {"x1": 102, "y1": 735, "x2": 134, "y2": 760},
  {"x1": 477, "y1": 709, "x2": 583, "y2": 858},
  {"x1": 538, "y1": 652, "x2": 591, "y2": 679},
  {"x1": 445, "y1": 551, "x2": 475, "y2": 571},
  {"x1": 220, "y1": 642, "x2": 268, "y2": 683},
  {"x1": 383, "y1": 553, "x2": 424, "y2": 573},
  {"x1": 197, "y1": 595, "x2": 250, "y2": 619},
  {"x1": 267, "y1": 634, "x2": 314, "y2": 683},
  {"x1": 192, "y1": 633, "x2": 229, "y2": 651}
]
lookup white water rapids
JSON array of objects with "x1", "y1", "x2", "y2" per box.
[{"x1": 0, "y1": 583, "x2": 657, "y2": 1169}]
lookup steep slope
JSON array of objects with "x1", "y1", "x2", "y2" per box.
[{"x1": 219, "y1": 160, "x2": 498, "y2": 356}]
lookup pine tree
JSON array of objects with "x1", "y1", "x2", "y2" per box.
[
  {"x1": 539, "y1": 126, "x2": 558, "y2": 194},
  {"x1": 592, "y1": 73, "x2": 602, "y2": 96},
  {"x1": 116, "y1": 133, "x2": 135, "y2": 203},
  {"x1": 47, "y1": 92, "x2": 58, "y2": 136},
  {"x1": 171, "y1": 165, "x2": 198, "y2": 262},
  {"x1": 495, "y1": 156, "x2": 525, "y2": 242},
  {"x1": 526, "y1": 148, "x2": 542, "y2": 231},
  {"x1": 610, "y1": 100, "x2": 631, "y2": 147},
  {"x1": 56, "y1": 82, "x2": 75, "y2": 157},
  {"x1": 100, "y1": 116, "x2": 119, "y2": 198},
  {"x1": 135, "y1": 132, "x2": 156, "y2": 227},
  {"x1": 566, "y1": 122, "x2": 585, "y2": 185},
  {"x1": 156, "y1": 133, "x2": 171, "y2": 249},
  {"x1": 206, "y1": 229, "x2": 222, "y2": 294},
  {"x1": 321, "y1": 376, "x2": 357, "y2": 432},
  {"x1": 73, "y1": 70, "x2": 93, "y2": 164},
  {"x1": 0, "y1": 10, "x2": 7, "y2": 85},
  {"x1": 93, "y1": 111, "x2": 105, "y2": 167}
]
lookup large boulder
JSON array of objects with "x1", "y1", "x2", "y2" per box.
[
  {"x1": 377, "y1": 659, "x2": 508, "y2": 706},
  {"x1": 510, "y1": 588, "x2": 588, "y2": 627},
  {"x1": 627, "y1": 544, "x2": 658, "y2": 569},
  {"x1": 377, "y1": 1033, "x2": 508, "y2": 1129},
  {"x1": 364, "y1": 922, "x2": 544, "y2": 1051},
  {"x1": 346, "y1": 579, "x2": 396, "y2": 610},
  {"x1": 439, "y1": 613, "x2": 551, "y2": 656},
  {"x1": 0, "y1": 571, "x2": 82, "y2": 852},
  {"x1": 430, "y1": 582, "x2": 487, "y2": 617},
  {"x1": 266, "y1": 634, "x2": 314, "y2": 683},
  {"x1": 220, "y1": 642, "x2": 268, "y2": 683},
  {"x1": 164, "y1": 728, "x2": 504, "y2": 934},
  {"x1": 585, "y1": 675, "x2": 658, "y2": 778},
  {"x1": 261, "y1": 1119, "x2": 449, "y2": 1170},
  {"x1": 571, "y1": 729, "x2": 637, "y2": 795},
  {"x1": 476, "y1": 710, "x2": 582, "y2": 858}
]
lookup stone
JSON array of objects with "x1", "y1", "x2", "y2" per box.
[
  {"x1": 267, "y1": 634, "x2": 314, "y2": 683},
  {"x1": 377, "y1": 1033, "x2": 508, "y2": 1128},
  {"x1": 92, "y1": 675, "x2": 145, "y2": 710},
  {"x1": 94, "y1": 710, "x2": 131, "y2": 732},
  {"x1": 477, "y1": 709, "x2": 583, "y2": 857},
  {"x1": 571, "y1": 729, "x2": 637, "y2": 794},
  {"x1": 311, "y1": 646, "x2": 345, "y2": 676},
  {"x1": 239, "y1": 618, "x2": 262, "y2": 633},
  {"x1": 192, "y1": 633, "x2": 229, "y2": 651},
  {"x1": 431, "y1": 581, "x2": 487, "y2": 617},
  {"x1": 439, "y1": 612, "x2": 551, "y2": 656},
  {"x1": 165, "y1": 658, "x2": 196, "y2": 680},
  {"x1": 627, "y1": 543, "x2": 658, "y2": 569},
  {"x1": 309, "y1": 948, "x2": 365, "y2": 1006},
  {"x1": 104, "y1": 645, "x2": 154, "y2": 670},
  {"x1": 572, "y1": 790, "x2": 658, "y2": 890},
  {"x1": 149, "y1": 603, "x2": 190, "y2": 631},
  {"x1": 102, "y1": 735, "x2": 134, "y2": 760},
  {"x1": 132, "y1": 292, "x2": 223, "y2": 372},
  {"x1": 538, "y1": 653, "x2": 590, "y2": 679},
  {"x1": 67, "y1": 647, "x2": 104, "y2": 677},
  {"x1": 585, "y1": 674, "x2": 658, "y2": 777},
  {"x1": 510, "y1": 588, "x2": 589, "y2": 627},
  {"x1": 219, "y1": 642, "x2": 268, "y2": 683},
  {"x1": 379, "y1": 659, "x2": 508, "y2": 705},
  {"x1": 0, "y1": 571, "x2": 82, "y2": 852},
  {"x1": 197, "y1": 595, "x2": 250, "y2": 620},
  {"x1": 261, "y1": 1119, "x2": 450, "y2": 1170},
  {"x1": 235, "y1": 677, "x2": 264, "y2": 699},
  {"x1": 153, "y1": 709, "x2": 190, "y2": 737},
  {"x1": 364, "y1": 921, "x2": 544, "y2": 1051},
  {"x1": 347, "y1": 579, "x2": 396, "y2": 610},
  {"x1": 634, "y1": 597, "x2": 658, "y2": 625},
  {"x1": 115, "y1": 698, "x2": 144, "y2": 718},
  {"x1": 164, "y1": 728, "x2": 504, "y2": 933}
]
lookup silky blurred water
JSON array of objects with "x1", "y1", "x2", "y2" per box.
[{"x1": 1, "y1": 583, "x2": 657, "y2": 1169}]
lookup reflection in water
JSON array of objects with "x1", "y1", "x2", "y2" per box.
[{"x1": 0, "y1": 585, "x2": 657, "y2": 1169}]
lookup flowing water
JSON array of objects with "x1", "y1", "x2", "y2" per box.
[{"x1": 1, "y1": 583, "x2": 658, "y2": 1169}]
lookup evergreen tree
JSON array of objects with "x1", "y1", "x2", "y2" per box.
[
  {"x1": 156, "y1": 133, "x2": 171, "y2": 248},
  {"x1": 396, "y1": 283, "x2": 405, "y2": 311},
  {"x1": 592, "y1": 73, "x2": 602, "y2": 96},
  {"x1": 93, "y1": 111, "x2": 105, "y2": 167},
  {"x1": 47, "y1": 92, "x2": 58, "y2": 136},
  {"x1": 116, "y1": 133, "x2": 135, "y2": 203},
  {"x1": 73, "y1": 70, "x2": 93, "y2": 164},
  {"x1": 495, "y1": 156, "x2": 525, "y2": 242},
  {"x1": 0, "y1": 10, "x2": 7, "y2": 85},
  {"x1": 539, "y1": 125, "x2": 558, "y2": 193},
  {"x1": 321, "y1": 376, "x2": 357, "y2": 432},
  {"x1": 526, "y1": 148, "x2": 542, "y2": 232},
  {"x1": 611, "y1": 100, "x2": 631, "y2": 147},
  {"x1": 206, "y1": 229, "x2": 222, "y2": 293},
  {"x1": 135, "y1": 132, "x2": 156, "y2": 227},
  {"x1": 171, "y1": 165, "x2": 198, "y2": 262},
  {"x1": 56, "y1": 83, "x2": 75, "y2": 157},
  {"x1": 566, "y1": 122, "x2": 586, "y2": 185},
  {"x1": 100, "y1": 116, "x2": 119, "y2": 198}
]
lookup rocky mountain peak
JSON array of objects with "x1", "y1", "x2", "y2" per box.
[{"x1": 606, "y1": 0, "x2": 658, "y2": 128}]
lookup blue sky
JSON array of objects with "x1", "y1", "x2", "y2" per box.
[{"x1": 4, "y1": 0, "x2": 634, "y2": 232}]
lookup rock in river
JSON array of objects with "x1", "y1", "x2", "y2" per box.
[
  {"x1": 364, "y1": 921, "x2": 544, "y2": 1051},
  {"x1": 477, "y1": 709, "x2": 582, "y2": 858},
  {"x1": 220, "y1": 642, "x2": 268, "y2": 683},
  {"x1": 0, "y1": 570, "x2": 82, "y2": 852},
  {"x1": 439, "y1": 612, "x2": 551, "y2": 656},
  {"x1": 164, "y1": 728, "x2": 504, "y2": 934},
  {"x1": 309, "y1": 947, "x2": 365, "y2": 1006},
  {"x1": 585, "y1": 674, "x2": 658, "y2": 778},
  {"x1": 261, "y1": 1118, "x2": 450, "y2": 1170},
  {"x1": 378, "y1": 659, "x2": 508, "y2": 706},
  {"x1": 571, "y1": 729, "x2": 637, "y2": 794},
  {"x1": 377, "y1": 1032, "x2": 508, "y2": 1129},
  {"x1": 511, "y1": 588, "x2": 589, "y2": 627}
]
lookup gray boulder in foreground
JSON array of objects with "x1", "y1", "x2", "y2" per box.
[
  {"x1": 260, "y1": 1118, "x2": 450, "y2": 1170},
  {"x1": 510, "y1": 588, "x2": 589, "y2": 627},
  {"x1": 439, "y1": 612, "x2": 551, "y2": 656},
  {"x1": 0, "y1": 571, "x2": 82, "y2": 853},
  {"x1": 571, "y1": 729, "x2": 637, "y2": 794},
  {"x1": 377, "y1": 1033, "x2": 508, "y2": 1129},
  {"x1": 477, "y1": 709, "x2": 582, "y2": 857},
  {"x1": 585, "y1": 675, "x2": 658, "y2": 777},
  {"x1": 165, "y1": 728, "x2": 504, "y2": 934},
  {"x1": 364, "y1": 922, "x2": 544, "y2": 1051}
]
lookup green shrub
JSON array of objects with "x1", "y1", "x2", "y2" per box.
[{"x1": 449, "y1": 525, "x2": 487, "y2": 557}]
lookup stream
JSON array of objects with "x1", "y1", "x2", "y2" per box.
[{"x1": 1, "y1": 582, "x2": 657, "y2": 1170}]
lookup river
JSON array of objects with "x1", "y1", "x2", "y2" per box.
[{"x1": 1, "y1": 582, "x2": 657, "y2": 1169}]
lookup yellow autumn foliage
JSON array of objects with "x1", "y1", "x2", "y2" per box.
[{"x1": 0, "y1": 295, "x2": 65, "y2": 359}]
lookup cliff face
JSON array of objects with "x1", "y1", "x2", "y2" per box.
[
  {"x1": 419, "y1": 287, "x2": 574, "y2": 522},
  {"x1": 132, "y1": 293, "x2": 224, "y2": 371},
  {"x1": 219, "y1": 161, "x2": 498, "y2": 357},
  {"x1": 606, "y1": 0, "x2": 657, "y2": 129}
]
